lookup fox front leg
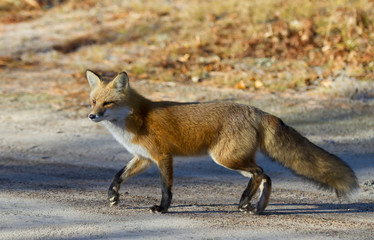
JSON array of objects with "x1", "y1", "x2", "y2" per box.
[
  {"x1": 108, "y1": 156, "x2": 153, "y2": 206},
  {"x1": 150, "y1": 156, "x2": 173, "y2": 213}
]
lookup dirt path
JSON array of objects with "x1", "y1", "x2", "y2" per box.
[{"x1": 0, "y1": 82, "x2": 373, "y2": 240}]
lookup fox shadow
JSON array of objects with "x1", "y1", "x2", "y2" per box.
[
  {"x1": 124, "y1": 202, "x2": 374, "y2": 215},
  {"x1": 264, "y1": 202, "x2": 374, "y2": 215},
  {"x1": 1, "y1": 143, "x2": 373, "y2": 217},
  {"x1": 0, "y1": 158, "x2": 115, "y2": 191}
]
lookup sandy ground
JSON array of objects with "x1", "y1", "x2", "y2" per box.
[{"x1": 0, "y1": 81, "x2": 373, "y2": 240}]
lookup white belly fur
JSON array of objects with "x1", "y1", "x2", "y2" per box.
[{"x1": 102, "y1": 120, "x2": 152, "y2": 160}]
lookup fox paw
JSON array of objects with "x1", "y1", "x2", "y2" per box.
[
  {"x1": 149, "y1": 205, "x2": 168, "y2": 214},
  {"x1": 108, "y1": 190, "x2": 120, "y2": 206},
  {"x1": 238, "y1": 204, "x2": 256, "y2": 214}
]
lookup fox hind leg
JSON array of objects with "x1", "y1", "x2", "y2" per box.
[
  {"x1": 210, "y1": 135, "x2": 271, "y2": 214},
  {"x1": 256, "y1": 174, "x2": 272, "y2": 214},
  {"x1": 238, "y1": 168, "x2": 272, "y2": 214},
  {"x1": 239, "y1": 166, "x2": 271, "y2": 214},
  {"x1": 238, "y1": 170, "x2": 260, "y2": 212},
  {"x1": 108, "y1": 156, "x2": 153, "y2": 206}
]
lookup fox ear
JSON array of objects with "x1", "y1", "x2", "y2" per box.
[
  {"x1": 86, "y1": 70, "x2": 101, "y2": 89},
  {"x1": 112, "y1": 72, "x2": 129, "y2": 90}
]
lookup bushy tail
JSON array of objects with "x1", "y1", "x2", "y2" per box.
[{"x1": 259, "y1": 114, "x2": 359, "y2": 198}]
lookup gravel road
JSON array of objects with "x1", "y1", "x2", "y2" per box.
[{"x1": 0, "y1": 82, "x2": 373, "y2": 240}]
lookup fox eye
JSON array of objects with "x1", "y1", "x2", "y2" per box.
[
  {"x1": 103, "y1": 101, "x2": 114, "y2": 107},
  {"x1": 92, "y1": 99, "x2": 96, "y2": 105}
]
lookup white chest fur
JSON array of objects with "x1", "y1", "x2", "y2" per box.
[{"x1": 102, "y1": 120, "x2": 152, "y2": 160}]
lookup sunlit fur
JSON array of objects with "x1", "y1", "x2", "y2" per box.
[{"x1": 86, "y1": 70, "x2": 359, "y2": 214}]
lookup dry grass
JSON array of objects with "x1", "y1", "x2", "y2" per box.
[{"x1": 0, "y1": 0, "x2": 373, "y2": 105}]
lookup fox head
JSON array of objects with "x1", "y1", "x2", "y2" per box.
[{"x1": 86, "y1": 70, "x2": 131, "y2": 122}]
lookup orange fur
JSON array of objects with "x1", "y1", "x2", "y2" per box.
[{"x1": 86, "y1": 70, "x2": 359, "y2": 214}]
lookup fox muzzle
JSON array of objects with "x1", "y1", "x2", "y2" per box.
[{"x1": 88, "y1": 112, "x2": 104, "y2": 122}]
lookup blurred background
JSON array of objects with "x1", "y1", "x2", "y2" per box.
[{"x1": 0, "y1": 0, "x2": 373, "y2": 111}]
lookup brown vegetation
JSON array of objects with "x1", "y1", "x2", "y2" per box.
[{"x1": 0, "y1": 0, "x2": 373, "y2": 108}]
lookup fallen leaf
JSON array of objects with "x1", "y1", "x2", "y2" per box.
[
  {"x1": 191, "y1": 76, "x2": 200, "y2": 83},
  {"x1": 235, "y1": 80, "x2": 247, "y2": 90},
  {"x1": 320, "y1": 79, "x2": 332, "y2": 88},
  {"x1": 178, "y1": 54, "x2": 190, "y2": 63},
  {"x1": 254, "y1": 80, "x2": 264, "y2": 89}
]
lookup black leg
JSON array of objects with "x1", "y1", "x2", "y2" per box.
[
  {"x1": 256, "y1": 175, "x2": 272, "y2": 215},
  {"x1": 150, "y1": 173, "x2": 173, "y2": 213},
  {"x1": 107, "y1": 157, "x2": 153, "y2": 206},
  {"x1": 108, "y1": 166, "x2": 125, "y2": 206},
  {"x1": 239, "y1": 178, "x2": 254, "y2": 210},
  {"x1": 238, "y1": 169, "x2": 263, "y2": 213},
  {"x1": 150, "y1": 156, "x2": 173, "y2": 213}
]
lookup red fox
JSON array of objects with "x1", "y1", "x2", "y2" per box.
[{"x1": 86, "y1": 70, "x2": 359, "y2": 214}]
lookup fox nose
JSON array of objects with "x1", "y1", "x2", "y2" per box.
[{"x1": 88, "y1": 114, "x2": 96, "y2": 120}]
